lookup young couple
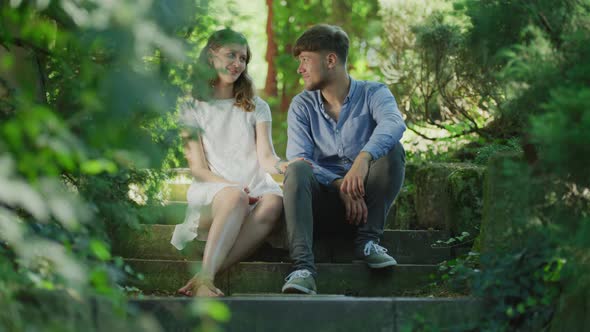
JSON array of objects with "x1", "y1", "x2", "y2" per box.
[{"x1": 170, "y1": 24, "x2": 406, "y2": 297}]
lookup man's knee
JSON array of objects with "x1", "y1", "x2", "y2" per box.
[
  {"x1": 383, "y1": 142, "x2": 405, "y2": 167},
  {"x1": 284, "y1": 160, "x2": 314, "y2": 183},
  {"x1": 366, "y1": 143, "x2": 405, "y2": 195},
  {"x1": 371, "y1": 143, "x2": 405, "y2": 175}
]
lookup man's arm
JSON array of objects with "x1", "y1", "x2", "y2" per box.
[
  {"x1": 286, "y1": 101, "x2": 342, "y2": 186},
  {"x1": 340, "y1": 85, "x2": 406, "y2": 199},
  {"x1": 361, "y1": 84, "x2": 406, "y2": 160}
]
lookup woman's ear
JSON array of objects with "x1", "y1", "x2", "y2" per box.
[{"x1": 207, "y1": 49, "x2": 215, "y2": 65}]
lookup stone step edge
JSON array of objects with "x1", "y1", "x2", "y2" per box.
[
  {"x1": 131, "y1": 295, "x2": 478, "y2": 302},
  {"x1": 124, "y1": 259, "x2": 441, "y2": 297},
  {"x1": 130, "y1": 295, "x2": 483, "y2": 331},
  {"x1": 114, "y1": 226, "x2": 453, "y2": 264},
  {"x1": 124, "y1": 258, "x2": 438, "y2": 267}
]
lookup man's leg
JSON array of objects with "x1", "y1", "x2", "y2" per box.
[
  {"x1": 355, "y1": 142, "x2": 406, "y2": 253},
  {"x1": 283, "y1": 160, "x2": 321, "y2": 276}
]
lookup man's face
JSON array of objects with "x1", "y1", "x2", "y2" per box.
[{"x1": 297, "y1": 51, "x2": 329, "y2": 91}]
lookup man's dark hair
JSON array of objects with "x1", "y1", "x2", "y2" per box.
[{"x1": 293, "y1": 24, "x2": 349, "y2": 64}]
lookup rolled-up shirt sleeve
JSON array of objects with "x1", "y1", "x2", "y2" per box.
[
  {"x1": 287, "y1": 101, "x2": 342, "y2": 186},
  {"x1": 361, "y1": 85, "x2": 406, "y2": 160}
]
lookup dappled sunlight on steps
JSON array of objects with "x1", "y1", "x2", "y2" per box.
[{"x1": 121, "y1": 164, "x2": 485, "y2": 330}]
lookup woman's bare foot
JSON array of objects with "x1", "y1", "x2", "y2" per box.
[{"x1": 178, "y1": 275, "x2": 224, "y2": 297}]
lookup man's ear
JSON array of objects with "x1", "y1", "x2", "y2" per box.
[{"x1": 326, "y1": 53, "x2": 338, "y2": 69}]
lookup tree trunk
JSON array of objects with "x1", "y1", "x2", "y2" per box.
[
  {"x1": 279, "y1": 43, "x2": 295, "y2": 112},
  {"x1": 264, "y1": 0, "x2": 278, "y2": 97},
  {"x1": 0, "y1": 41, "x2": 48, "y2": 116}
]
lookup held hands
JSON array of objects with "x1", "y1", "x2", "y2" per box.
[{"x1": 276, "y1": 157, "x2": 313, "y2": 174}]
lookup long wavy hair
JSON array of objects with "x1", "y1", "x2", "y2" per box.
[{"x1": 192, "y1": 28, "x2": 255, "y2": 112}]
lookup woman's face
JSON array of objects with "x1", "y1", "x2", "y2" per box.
[{"x1": 209, "y1": 43, "x2": 248, "y2": 86}]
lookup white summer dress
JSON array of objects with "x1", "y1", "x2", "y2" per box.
[{"x1": 170, "y1": 96, "x2": 283, "y2": 250}]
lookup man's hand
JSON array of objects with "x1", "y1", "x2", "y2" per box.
[
  {"x1": 338, "y1": 189, "x2": 368, "y2": 225},
  {"x1": 340, "y1": 152, "x2": 371, "y2": 200}
]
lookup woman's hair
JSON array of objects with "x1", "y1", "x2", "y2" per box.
[{"x1": 192, "y1": 28, "x2": 255, "y2": 112}]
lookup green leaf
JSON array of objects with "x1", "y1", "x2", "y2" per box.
[
  {"x1": 506, "y1": 306, "x2": 514, "y2": 318},
  {"x1": 0, "y1": 53, "x2": 14, "y2": 71},
  {"x1": 193, "y1": 300, "x2": 231, "y2": 322},
  {"x1": 81, "y1": 159, "x2": 117, "y2": 175},
  {"x1": 90, "y1": 268, "x2": 111, "y2": 294},
  {"x1": 90, "y1": 240, "x2": 111, "y2": 261},
  {"x1": 525, "y1": 296, "x2": 537, "y2": 307},
  {"x1": 40, "y1": 280, "x2": 55, "y2": 290}
]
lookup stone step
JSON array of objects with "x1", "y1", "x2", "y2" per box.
[
  {"x1": 162, "y1": 164, "x2": 487, "y2": 235},
  {"x1": 130, "y1": 296, "x2": 482, "y2": 332},
  {"x1": 161, "y1": 183, "x2": 407, "y2": 230},
  {"x1": 138, "y1": 202, "x2": 187, "y2": 225},
  {"x1": 125, "y1": 259, "x2": 438, "y2": 297},
  {"x1": 113, "y1": 224, "x2": 452, "y2": 264},
  {"x1": 140, "y1": 200, "x2": 406, "y2": 230},
  {"x1": 165, "y1": 183, "x2": 191, "y2": 202}
]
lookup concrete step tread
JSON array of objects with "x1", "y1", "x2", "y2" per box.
[
  {"x1": 113, "y1": 225, "x2": 453, "y2": 264},
  {"x1": 124, "y1": 259, "x2": 440, "y2": 297},
  {"x1": 125, "y1": 258, "x2": 437, "y2": 267},
  {"x1": 132, "y1": 295, "x2": 477, "y2": 302},
  {"x1": 130, "y1": 295, "x2": 482, "y2": 332}
]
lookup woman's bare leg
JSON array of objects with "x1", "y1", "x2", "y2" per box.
[
  {"x1": 178, "y1": 187, "x2": 249, "y2": 296},
  {"x1": 218, "y1": 194, "x2": 283, "y2": 272}
]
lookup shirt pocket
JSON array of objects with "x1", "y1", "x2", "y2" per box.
[{"x1": 343, "y1": 114, "x2": 374, "y2": 155}]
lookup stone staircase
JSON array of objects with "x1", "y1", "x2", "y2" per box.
[{"x1": 117, "y1": 166, "x2": 484, "y2": 331}]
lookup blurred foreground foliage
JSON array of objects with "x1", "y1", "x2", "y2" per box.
[
  {"x1": 419, "y1": 0, "x2": 590, "y2": 331},
  {"x1": 0, "y1": 0, "x2": 229, "y2": 330},
  {"x1": 1, "y1": 0, "x2": 589, "y2": 331}
]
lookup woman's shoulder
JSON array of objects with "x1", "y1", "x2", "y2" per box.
[
  {"x1": 180, "y1": 95, "x2": 213, "y2": 113},
  {"x1": 252, "y1": 96, "x2": 272, "y2": 113},
  {"x1": 179, "y1": 95, "x2": 197, "y2": 110},
  {"x1": 253, "y1": 95, "x2": 269, "y2": 107}
]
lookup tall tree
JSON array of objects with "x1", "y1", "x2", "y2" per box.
[
  {"x1": 264, "y1": 0, "x2": 278, "y2": 96},
  {"x1": 272, "y1": 0, "x2": 380, "y2": 112}
]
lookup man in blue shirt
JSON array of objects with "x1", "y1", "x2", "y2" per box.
[{"x1": 281, "y1": 24, "x2": 407, "y2": 295}]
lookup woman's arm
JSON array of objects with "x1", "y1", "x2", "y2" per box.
[
  {"x1": 255, "y1": 122, "x2": 282, "y2": 174},
  {"x1": 181, "y1": 130, "x2": 236, "y2": 184},
  {"x1": 255, "y1": 122, "x2": 309, "y2": 174}
]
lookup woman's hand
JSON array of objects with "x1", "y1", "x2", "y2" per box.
[
  {"x1": 278, "y1": 157, "x2": 313, "y2": 174},
  {"x1": 243, "y1": 187, "x2": 260, "y2": 205}
]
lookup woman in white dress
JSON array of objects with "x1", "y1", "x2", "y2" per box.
[{"x1": 171, "y1": 29, "x2": 305, "y2": 296}]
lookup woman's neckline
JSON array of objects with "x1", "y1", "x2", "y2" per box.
[{"x1": 210, "y1": 97, "x2": 235, "y2": 102}]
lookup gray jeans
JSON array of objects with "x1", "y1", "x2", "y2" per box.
[{"x1": 283, "y1": 142, "x2": 406, "y2": 275}]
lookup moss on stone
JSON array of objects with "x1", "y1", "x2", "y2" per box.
[
  {"x1": 448, "y1": 165, "x2": 486, "y2": 235},
  {"x1": 413, "y1": 163, "x2": 485, "y2": 236},
  {"x1": 477, "y1": 152, "x2": 529, "y2": 254},
  {"x1": 387, "y1": 183, "x2": 416, "y2": 229}
]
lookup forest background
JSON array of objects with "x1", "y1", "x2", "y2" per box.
[{"x1": 1, "y1": 0, "x2": 588, "y2": 331}]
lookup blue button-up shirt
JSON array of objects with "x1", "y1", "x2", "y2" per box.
[{"x1": 286, "y1": 78, "x2": 406, "y2": 186}]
